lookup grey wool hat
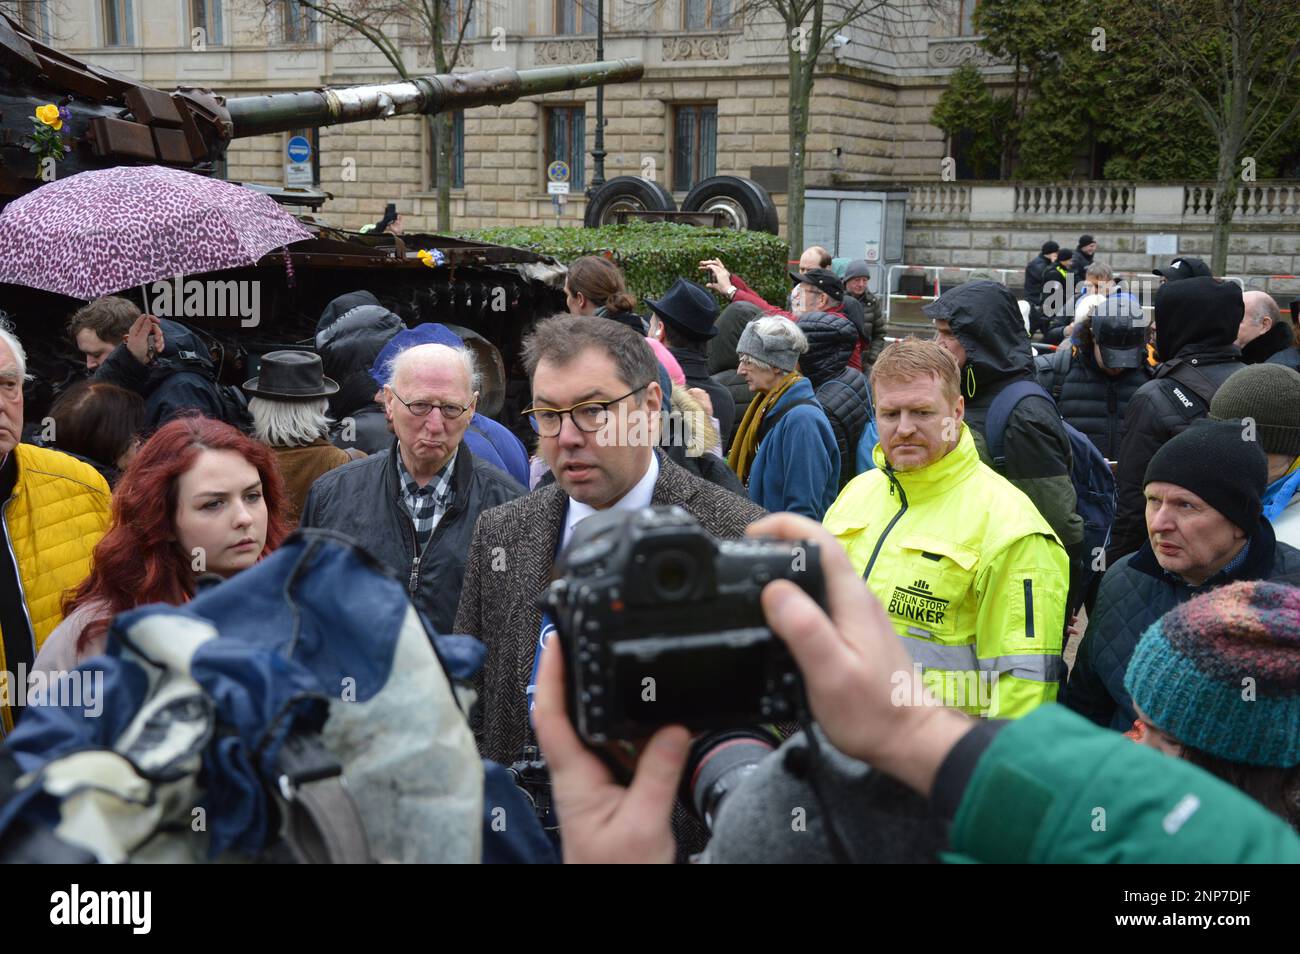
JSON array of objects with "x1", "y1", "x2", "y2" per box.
[{"x1": 736, "y1": 319, "x2": 806, "y2": 373}]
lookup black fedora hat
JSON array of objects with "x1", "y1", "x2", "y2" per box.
[
  {"x1": 645, "y1": 278, "x2": 720, "y2": 339},
  {"x1": 243, "y1": 350, "x2": 339, "y2": 400}
]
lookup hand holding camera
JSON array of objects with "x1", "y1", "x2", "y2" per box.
[{"x1": 534, "y1": 510, "x2": 976, "y2": 863}]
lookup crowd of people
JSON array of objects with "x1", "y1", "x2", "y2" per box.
[{"x1": 1, "y1": 236, "x2": 1298, "y2": 863}]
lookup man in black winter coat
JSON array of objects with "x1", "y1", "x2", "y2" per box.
[
  {"x1": 1023, "y1": 241, "x2": 1059, "y2": 335},
  {"x1": 93, "y1": 315, "x2": 227, "y2": 431},
  {"x1": 1108, "y1": 278, "x2": 1246, "y2": 562},
  {"x1": 301, "y1": 341, "x2": 524, "y2": 635},
  {"x1": 1072, "y1": 234, "x2": 1097, "y2": 284},
  {"x1": 315, "y1": 291, "x2": 405, "y2": 454},
  {"x1": 797, "y1": 310, "x2": 871, "y2": 489},
  {"x1": 927, "y1": 281, "x2": 1085, "y2": 597},
  {"x1": 1034, "y1": 295, "x2": 1151, "y2": 461},
  {"x1": 1236, "y1": 291, "x2": 1293, "y2": 365},
  {"x1": 1066, "y1": 421, "x2": 1300, "y2": 731}
]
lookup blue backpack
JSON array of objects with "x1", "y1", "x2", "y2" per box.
[
  {"x1": 854, "y1": 388, "x2": 880, "y2": 474},
  {"x1": 985, "y1": 381, "x2": 1115, "y2": 586}
]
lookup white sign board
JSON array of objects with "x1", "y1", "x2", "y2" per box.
[
  {"x1": 547, "y1": 181, "x2": 570, "y2": 195},
  {"x1": 1145, "y1": 234, "x2": 1178, "y2": 256}
]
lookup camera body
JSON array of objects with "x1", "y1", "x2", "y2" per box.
[{"x1": 541, "y1": 506, "x2": 821, "y2": 743}]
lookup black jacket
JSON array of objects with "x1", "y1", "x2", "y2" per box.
[
  {"x1": 1241, "y1": 320, "x2": 1294, "y2": 365},
  {"x1": 299, "y1": 441, "x2": 525, "y2": 636},
  {"x1": 845, "y1": 290, "x2": 887, "y2": 369},
  {"x1": 315, "y1": 291, "x2": 404, "y2": 430},
  {"x1": 1023, "y1": 254, "x2": 1054, "y2": 307},
  {"x1": 93, "y1": 318, "x2": 225, "y2": 431},
  {"x1": 1109, "y1": 277, "x2": 1247, "y2": 560},
  {"x1": 708, "y1": 301, "x2": 764, "y2": 429},
  {"x1": 924, "y1": 281, "x2": 1085, "y2": 569},
  {"x1": 1034, "y1": 345, "x2": 1151, "y2": 460},
  {"x1": 1267, "y1": 346, "x2": 1300, "y2": 371},
  {"x1": 1066, "y1": 519, "x2": 1300, "y2": 730},
  {"x1": 797, "y1": 310, "x2": 872, "y2": 489},
  {"x1": 669, "y1": 346, "x2": 736, "y2": 451},
  {"x1": 1072, "y1": 248, "x2": 1094, "y2": 284}
]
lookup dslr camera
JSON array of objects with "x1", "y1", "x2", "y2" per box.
[{"x1": 540, "y1": 506, "x2": 823, "y2": 744}]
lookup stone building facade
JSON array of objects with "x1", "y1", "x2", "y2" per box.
[{"x1": 43, "y1": 0, "x2": 995, "y2": 233}]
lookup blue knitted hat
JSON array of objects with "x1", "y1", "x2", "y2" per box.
[{"x1": 1123, "y1": 581, "x2": 1300, "y2": 767}]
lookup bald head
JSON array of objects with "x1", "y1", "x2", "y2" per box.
[
  {"x1": 389, "y1": 342, "x2": 476, "y2": 397},
  {"x1": 1236, "y1": 291, "x2": 1284, "y2": 349},
  {"x1": 799, "y1": 245, "x2": 832, "y2": 271}
]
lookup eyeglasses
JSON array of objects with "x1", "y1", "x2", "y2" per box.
[
  {"x1": 388, "y1": 387, "x2": 476, "y2": 420},
  {"x1": 523, "y1": 384, "x2": 650, "y2": 437}
]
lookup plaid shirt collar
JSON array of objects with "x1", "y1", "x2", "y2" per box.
[{"x1": 396, "y1": 444, "x2": 457, "y2": 547}]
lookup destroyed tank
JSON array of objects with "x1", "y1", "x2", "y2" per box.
[{"x1": 0, "y1": 13, "x2": 643, "y2": 433}]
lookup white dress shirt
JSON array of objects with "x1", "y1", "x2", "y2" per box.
[{"x1": 560, "y1": 452, "x2": 660, "y2": 552}]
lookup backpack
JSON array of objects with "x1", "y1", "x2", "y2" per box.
[
  {"x1": 985, "y1": 381, "x2": 1116, "y2": 589},
  {"x1": 854, "y1": 387, "x2": 880, "y2": 474},
  {"x1": 1033, "y1": 346, "x2": 1073, "y2": 401},
  {"x1": 0, "y1": 530, "x2": 555, "y2": 864}
]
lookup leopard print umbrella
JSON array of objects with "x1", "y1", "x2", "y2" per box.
[{"x1": 0, "y1": 164, "x2": 312, "y2": 299}]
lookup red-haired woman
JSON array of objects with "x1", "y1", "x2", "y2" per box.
[{"x1": 31, "y1": 415, "x2": 290, "y2": 675}]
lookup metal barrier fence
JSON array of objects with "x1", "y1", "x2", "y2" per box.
[{"x1": 883, "y1": 263, "x2": 1256, "y2": 324}]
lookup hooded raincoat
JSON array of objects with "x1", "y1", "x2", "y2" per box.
[{"x1": 923, "y1": 282, "x2": 1084, "y2": 587}]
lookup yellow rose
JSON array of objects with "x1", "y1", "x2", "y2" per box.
[
  {"x1": 35, "y1": 104, "x2": 62, "y2": 130},
  {"x1": 417, "y1": 249, "x2": 434, "y2": 268}
]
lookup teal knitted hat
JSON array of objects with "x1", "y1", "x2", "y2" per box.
[{"x1": 1124, "y1": 581, "x2": 1300, "y2": 767}]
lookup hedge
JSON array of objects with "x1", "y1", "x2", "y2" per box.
[{"x1": 454, "y1": 223, "x2": 791, "y2": 309}]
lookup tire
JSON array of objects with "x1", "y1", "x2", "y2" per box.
[
  {"x1": 583, "y1": 176, "x2": 677, "y2": 227},
  {"x1": 681, "y1": 176, "x2": 780, "y2": 234}
]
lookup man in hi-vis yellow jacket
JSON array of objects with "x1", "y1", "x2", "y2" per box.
[{"x1": 823, "y1": 338, "x2": 1068, "y2": 718}]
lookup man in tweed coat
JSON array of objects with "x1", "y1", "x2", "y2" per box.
[{"x1": 455, "y1": 316, "x2": 765, "y2": 766}]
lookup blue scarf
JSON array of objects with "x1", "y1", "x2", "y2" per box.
[{"x1": 1263, "y1": 465, "x2": 1300, "y2": 523}]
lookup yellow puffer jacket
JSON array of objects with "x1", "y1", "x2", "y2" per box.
[
  {"x1": 1, "y1": 444, "x2": 110, "y2": 732},
  {"x1": 823, "y1": 425, "x2": 1069, "y2": 718}
]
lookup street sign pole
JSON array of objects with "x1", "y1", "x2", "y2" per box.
[{"x1": 547, "y1": 160, "x2": 571, "y2": 228}]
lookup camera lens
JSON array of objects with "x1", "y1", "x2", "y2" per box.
[{"x1": 649, "y1": 549, "x2": 695, "y2": 602}]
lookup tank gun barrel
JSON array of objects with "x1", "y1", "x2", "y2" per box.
[{"x1": 224, "y1": 60, "x2": 643, "y2": 139}]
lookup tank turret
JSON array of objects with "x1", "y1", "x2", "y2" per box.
[{"x1": 0, "y1": 13, "x2": 642, "y2": 200}]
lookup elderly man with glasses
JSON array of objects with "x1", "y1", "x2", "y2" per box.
[
  {"x1": 300, "y1": 342, "x2": 525, "y2": 635},
  {"x1": 453, "y1": 316, "x2": 765, "y2": 773}
]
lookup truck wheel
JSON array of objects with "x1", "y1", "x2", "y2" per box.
[
  {"x1": 681, "y1": 176, "x2": 780, "y2": 234},
  {"x1": 583, "y1": 176, "x2": 677, "y2": 227}
]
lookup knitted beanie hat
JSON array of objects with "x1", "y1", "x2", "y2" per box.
[
  {"x1": 1124, "y1": 581, "x2": 1300, "y2": 767},
  {"x1": 1210, "y1": 364, "x2": 1300, "y2": 457},
  {"x1": 1144, "y1": 419, "x2": 1267, "y2": 533},
  {"x1": 736, "y1": 318, "x2": 807, "y2": 373}
]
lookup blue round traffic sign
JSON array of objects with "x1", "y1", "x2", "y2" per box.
[
  {"x1": 287, "y1": 136, "x2": 312, "y2": 164},
  {"x1": 547, "y1": 160, "x2": 570, "y2": 182}
]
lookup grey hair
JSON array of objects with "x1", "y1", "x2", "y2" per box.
[
  {"x1": 0, "y1": 319, "x2": 30, "y2": 381},
  {"x1": 249, "y1": 396, "x2": 333, "y2": 447},
  {"x1": 386, "y1": 342, "x2": 479, "y2": 396},
  {"x1": 752, "y1": 314, "x2": 809, "y2": 355},
  {"x1": 1084, "y1": 261, "x2": 1114, "y2": 283}
]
